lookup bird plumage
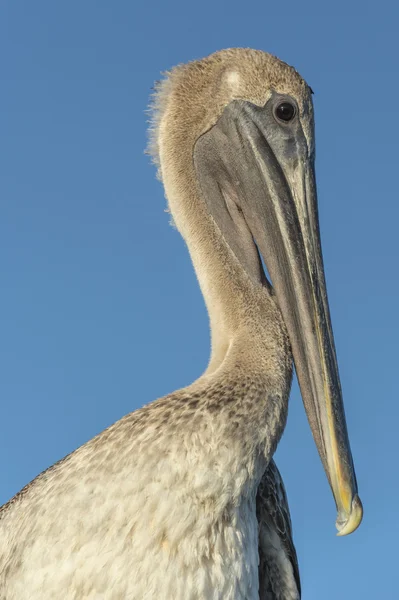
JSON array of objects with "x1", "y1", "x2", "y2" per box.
[
  {"x1": 0, "y1": 47, "x2": 361, "y2": 598},
  {"x1": 0, "y1": 370, "x2": 297, "y2": 598},
  {"x1": 258, "y1": 461, "x2": 300, "y2": 599}
]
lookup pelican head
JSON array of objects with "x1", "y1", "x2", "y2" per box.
[{"x1": 151, "y1": 48, "x2": 362, "y2": 535}]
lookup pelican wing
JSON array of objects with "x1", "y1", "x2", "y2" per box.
[{"x1": 257, "y1": 460, "x2": 301, "y2": 600}]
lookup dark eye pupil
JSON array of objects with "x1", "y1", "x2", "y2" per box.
[{"x1": 275, "y1": 102, "x2": 296, "y2": 122}]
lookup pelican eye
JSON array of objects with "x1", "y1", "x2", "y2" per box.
[{"x1": 274, "y1": 102, "x2": 296, "y2": 123}]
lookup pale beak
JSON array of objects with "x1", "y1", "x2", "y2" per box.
[{"x1": 194, "y1": 95, "x2": 362, "y2": 535}]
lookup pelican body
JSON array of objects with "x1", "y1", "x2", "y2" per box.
[{"x1": 0, "y1": 49, "x2": 362, "y2": 599}]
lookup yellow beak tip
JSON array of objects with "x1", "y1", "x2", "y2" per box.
[{"x1": 336, "y1": 494, "x2": 363, "y2": 536}]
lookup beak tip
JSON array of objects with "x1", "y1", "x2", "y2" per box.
[{"x1": 336, "y1": 494, "x2": 363, "y2": 537}]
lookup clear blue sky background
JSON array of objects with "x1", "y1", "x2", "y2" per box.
[{"x1": 1, "y1": 1, "x2": 397, "y2": 598}]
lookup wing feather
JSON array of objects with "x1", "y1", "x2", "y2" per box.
[{"x1": 257, "y1": 459, "x2": 301, "y2": 600}]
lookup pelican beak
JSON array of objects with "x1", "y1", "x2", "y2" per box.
[{"x1": 194, "y1": 95, "x2": 362, "y2": 535}]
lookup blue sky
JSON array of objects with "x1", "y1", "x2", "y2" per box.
[{"x1": 1, "y1": 1, "x2": 397, "y2": 597}]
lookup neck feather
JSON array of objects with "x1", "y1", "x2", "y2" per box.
[
  {"x1": 162, "y1": 155, "x2": 290, "y2": 375},
  {"x1": 159, "y1": 141, "x2": 293, "y2": 464}
]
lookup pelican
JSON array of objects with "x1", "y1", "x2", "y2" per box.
[{"x1": 0, "y1": 48, "x2": 362, "y2": 599}]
